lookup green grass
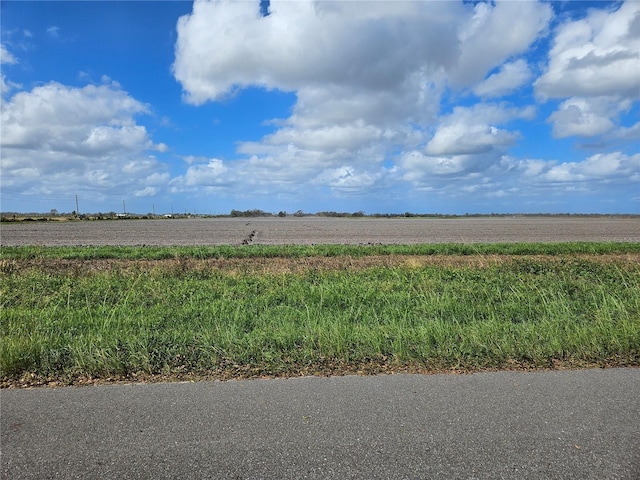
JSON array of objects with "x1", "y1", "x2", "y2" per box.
[
  {"x1": 2, "y1": 241, "x2": 640, "y2": 261},
  {"x1": 1, "y1": 244, "x2": 639, "y2": 385}
]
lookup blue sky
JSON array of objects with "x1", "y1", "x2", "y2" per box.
[{"x1": 1, "y1": 0, "x2": 638, "y2": 215}]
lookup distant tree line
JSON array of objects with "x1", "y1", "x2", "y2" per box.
[
  {"x1": 316, "y1": 211, "x2": 365, "y2": 217},
  {"x1": 230, "y1": 209, "x2": 273, "y2": 218},
  {"x1": 1, "y1": 210, "x2": 637, "y2": 223}
]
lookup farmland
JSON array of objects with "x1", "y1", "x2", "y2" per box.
[
  {"x1": 1, "y1": 217, "x2": 639, "y2": 387},
  {"x1": 1, "y1": 216, "x2": 638, "y2": 246}
]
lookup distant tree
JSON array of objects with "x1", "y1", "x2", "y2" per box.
[
  {"x1": 50, "y1": 209, "x2": 58, "y2": 216},
  {"x1": 231, "y1": 208, "x2": 271, "y2": 217},
  {"x1": 293, "y1": 210, "x2": 305, "y2": 217},
  {"x1": 317, "y1": 211, "x2": 345, "y2": 217},
  {"x1": 278, "y1": 211, "x2": 287, "y2": 217}
]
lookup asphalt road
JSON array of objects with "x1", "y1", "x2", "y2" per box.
[{"x1": 2, "y1": 369, "x2": 639, "y2": 479}]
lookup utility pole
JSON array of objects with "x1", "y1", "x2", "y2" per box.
[
  {"x1": 123, "y1": 200, "x2": 126, "y2": 215},
  {"x1": 75, "y1": 195, "x2": 79, "y2": 216},
  {"x1": 152, "y1": 204, "x2": 156, "y2": 217}
]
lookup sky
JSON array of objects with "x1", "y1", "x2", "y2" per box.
[{"x1": 1, "y1": 0, "x2": 639, "y2": 215}]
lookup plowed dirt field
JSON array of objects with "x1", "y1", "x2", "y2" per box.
[{"x1": 1, "y1": 216, "x2": 638, "y2": 246}]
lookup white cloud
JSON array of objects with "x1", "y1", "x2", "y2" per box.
[
  {"x1": 548, "y1": 96, "x2": 621, "y2": 138},
  {"x1": 543, "y1": 152, "x2": 640, "y2": 183},
  {"x1": 401, "y1": 151, "x2": 474, "y2": 177},
  {"x1": 3, "y1": 1, "x2": 636, "y2": 214},
  {"x1": 173, "y1": 1, "x2": 463, "y2": 105},
  {"x1": 153, "y1": 142, "x2": 169, "y2": 153},
  {"x1": 499, "y1": 152, "x2": 640, "y2": 185},
  {"x1": 134, "y1": 186, "x2": 160, "y2": 197},
  {"x1": 451, "y1": 1, "x2": 552, "y2": 87},
  {"x1": 425, "y1": 103, "x2": 534, "y2": 156},
  {"x1": 174, "y1": 0, "x2": 550, "y2": 106},
  {"x1": 0, "y1": 44, "x2": 17, "y2": 64},
  {"x1": 397, "y1": 149, "x2": 640, "y2": 207},
  {"x1": 535, "y1": 1, "x2": 639, "y2": 141},
  {"x1": 1, "y1": 75, "x2": 21, "y2": 96},
  {"x1": 172, "y1": 159, "x2": 229, "y2": 188},
  {"x1": 262, "y1": 121, "x2": 384, "y2": 153},
  {"x1": 535, "y1": 1, "x2": 640, "y2": 100},
  {"x1": 145, "y1": 172, "x2": 171, "y2": 185},
  {"x1": 2, "y1": 82, "x2": 149, "y2": 151},
  {"x1": 46, "y1": 26, "x2": 60, "y2": 38},
  {"x1": 0, "y1": 81, "x2": 169, "y2": 199},
  {"x1": 240, "y1": 151, "x2": 326, "y2": 186},
  {"x1": 427, "y1": 124, "x2": 518, "y2": 156},
  {"x1": 473, "y1": 59, "x2": 533, "y2": 98},
  {"x1": 611, "y1": 122, "x2": 640, "y2": 142},
  {"x1": 1, "y1": 44, "x2": 21, "y2": 96},
  {"x1": 171, "y1": 0, "x2": 553, "y2": 206},
  {"x1": 313, "y1": 165, "x2": 381, "y2": 192}
]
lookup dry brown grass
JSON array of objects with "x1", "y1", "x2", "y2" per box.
[{"x1": 7, "y1": 253, "x2": 640, "y2": 277}]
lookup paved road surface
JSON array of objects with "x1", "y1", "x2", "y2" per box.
[{"x1": 2, "y1": 369, "x2": 639, "y2": 479}]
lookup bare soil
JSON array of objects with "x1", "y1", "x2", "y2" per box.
[{"x1": 1, "y1": 216, "x2": 638, "y2": 246}]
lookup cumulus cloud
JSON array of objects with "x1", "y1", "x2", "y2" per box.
[
  {"x1": 134, "y1": 186, "x2": 160, "y2": 197},
  {"x1": 548, "y1": 96, "x2": 622, "y2": 138},
  {"x1": 536, "y1": 1, "x2": 640, "y2": 141},
  {"x1": 535, "y1": 1, "x2": 640, "y2": 100},
  {"x1": 173, "y1": 1, "x2": 463, "y2": 104},
  {"x1": 425, "y1": 103, "x2": 535, "y2": 156},
  {"x1": 401, "y1": 151, "x2": 475, "y2": 177},
  {"x1": 174, "y1": 0, "x2": 550, "y2": 106},
  {"x1": 611, "y1": 122, "x2": 640, "y2": 142},
  {"x1": 183, "y1": 159, "x2": 228, "y2": 186},
  {"x1": 171, "y1": 0, "x2": 553, "y2": 204},
  {"x1": 4, "y1": 1, "x2": 636, "y2": 214},
  {"x1": 313, "y1": 165, "x2": 382, "y2": 193},
  {"x1": 473, "y1": 59, "x2": 533, "y2": 98},
  {"x1": 499, "y1": 151, "x2": 640, "y2": 185},
  {"x1": 2, "y1": 82, "x2": 150, "y2": 153},
  {"x1": 0, "y1": 80, "x2": 170, "y2": 200},
  {"x1": 170, "y1": 159, "x2": 231, "y2": 194},
  {"x1": 399, "y1": 146, "x2": 640, "y2": 208},
  {"x1": 542, "y1": 152, "x2": 640, "y2": 183},
  {"x1": 451, "y1": 1, "x2": 552, "y2": 87}
]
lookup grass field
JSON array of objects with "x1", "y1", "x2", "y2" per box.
[{"x1": 1, "y1": 243, "x2": 639, "y2": 386}]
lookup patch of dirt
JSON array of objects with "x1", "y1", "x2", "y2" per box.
[{"x1": 4, "y1": 357, "x2": 638, "y2": 389}]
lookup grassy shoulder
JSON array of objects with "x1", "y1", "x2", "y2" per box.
[
  {"x1": 2, "y1": 243, "x2": 639, "y2": 387},
  {"x1": 2, "y1": 241, "x2": 640, "y2": 260}
]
